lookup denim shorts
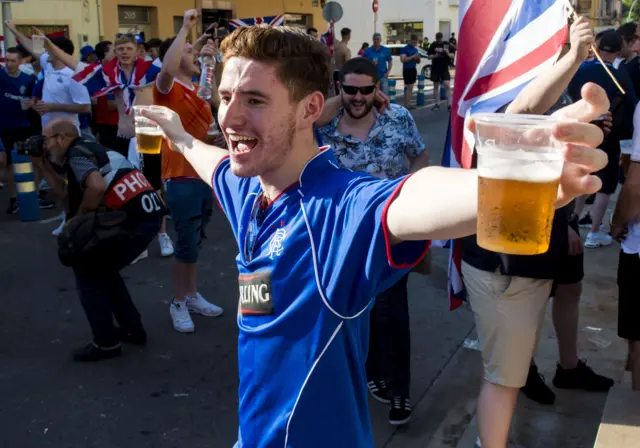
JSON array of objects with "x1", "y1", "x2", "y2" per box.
[{"x1": 164, "y1": 178, "x2": 214, "y2": 263}]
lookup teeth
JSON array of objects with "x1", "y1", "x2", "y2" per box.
[{"x1": 228, "y1": 135, "x2": 255, "y2": 142}]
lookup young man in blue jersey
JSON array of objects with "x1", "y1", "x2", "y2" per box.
[
  {"x1": 142, "y1": 25, "x2": 610, "y2": 448},
  {"x1": 0, "y1": 47, "x2": 37, "y2": 214}
]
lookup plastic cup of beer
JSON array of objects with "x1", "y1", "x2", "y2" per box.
[
  {"x1": 32, "y1": 36, "x2": 45, "y2": 54},
  {"x1": 133, "y1": 106, "x2": 164, "y2": 155},
  {"x1": 473, "y1": 113, "x2": 565, "y2": 255}
]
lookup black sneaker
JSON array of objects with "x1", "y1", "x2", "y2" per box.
[
  {"x1": 553, "y1": 359, "x2": 614, "y2": 392},
  {"x1": 368, "y1": 379, "x2": 391, "y2": 404},
  {"x1": 431, "y1": 104, "x2": 440, "y2": 111},
  {"x1": 389, "y1": 396, "x2": 412, "y2": 425},
  {"x1": 118, "y1": 327, "x2": 147, "y2": 346},
  {"x1": 6, "y1": 198, "x2": 18, "y2": 214},
  {"x1": 520, "y1": 363, "x2": 556, "y2": 405},
  {"x1": 72, "y1": 343, "x2": 122, "y2": 362},
  {"x1": 578, "y1": 213, "x2": 592, "y2": 229}
]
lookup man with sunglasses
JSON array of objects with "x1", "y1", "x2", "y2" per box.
[{"x1": 318, "y1": 57, "x2": 428, "y2": 425}]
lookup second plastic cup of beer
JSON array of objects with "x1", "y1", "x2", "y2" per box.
[
  {"x1": 473, "y1": 113, "x2": 565, "y2": 255},
  {"x1": 133, "y1": 106, "x2": 164, "y2": 155}
]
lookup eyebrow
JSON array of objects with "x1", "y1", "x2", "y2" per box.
[{"x1": 218, "y1": 88, "x2": 271, "y2": 100}]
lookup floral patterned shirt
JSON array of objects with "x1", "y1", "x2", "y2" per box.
[{"x1": 318, "y1": 104, "x2": 426, "y2": 180}]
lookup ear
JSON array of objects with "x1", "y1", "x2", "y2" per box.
[{"x1": 298, "y1": 91, "x2": 325, "y2": 128}]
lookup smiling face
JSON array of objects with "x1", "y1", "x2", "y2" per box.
[
  {"x1": 217, "y1": 57, "x2": 299, "y2": 178},
  {"x1": 340, "y1": 73, "x2": 376, "y2": 119}
]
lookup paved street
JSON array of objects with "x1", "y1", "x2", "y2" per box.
[
  {"x1": 0, "y1": 105, "x2": 627, "y2": 448},
  {"x1": 0, "y1": 108, "x2": 478, "y2": 448}
]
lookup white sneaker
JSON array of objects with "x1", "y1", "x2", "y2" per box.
[
  {"x1": 585, "y1": 231, "x2": 614, "y2": 248},
  {"x1": 158, "y1": 233, "x2": 174, "y2": 257},
  {"x1": 130, "y1": 249, "x2": 149, "y2": 265},
  {"x1": 52, "y1": 213, "x2": 66, "y2": 236},
  {"x1": 170, "y1": 300, "x2": 195, "y2": 333},
  {"x1": 187, "y1": 292, "x2": 224, "y2": 317}
]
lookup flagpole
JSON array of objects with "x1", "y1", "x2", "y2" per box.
[{"x1": 564, "y1": 0, "x2": 626, "y2": 95}]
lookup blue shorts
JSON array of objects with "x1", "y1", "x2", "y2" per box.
[{"x1": 165, "y1": 178, "x2": 214, "y2": 263}]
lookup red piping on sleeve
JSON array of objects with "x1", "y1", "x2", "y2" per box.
[
  {"x1": 381, "y1": 175, "x2": 431, "y2": 269},
  {"x1": 211, "y1": 155, "x2": 231, "y2": 211}
]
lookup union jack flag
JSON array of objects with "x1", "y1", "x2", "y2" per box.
[
  {"x1": 443, "y1": 0, "x2": 569, "y2": 310},
  {"x1": 321, "y1": 21, "x2": 335, "y2": 56},
  {"x1": 73, "y1": 57, "x2": 161, "y2": 115},
  {"x1": 229, "y1": 15, "x2": 285, "y2": 31}
]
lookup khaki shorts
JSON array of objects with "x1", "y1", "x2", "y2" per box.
[{"x1": 462, "y1": 262, "x2": 552, "y2": 388}]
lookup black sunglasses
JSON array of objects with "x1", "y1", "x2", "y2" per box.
[
  {"x1": 341, "y1": 84, "x2": 376, "y2": 95},
  {"x1": 116, "y1": 33, "x2": 137, "y2": 39}
]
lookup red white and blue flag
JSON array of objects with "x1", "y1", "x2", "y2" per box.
[
  {"x1": 442, "y1": 0, "x2": 569, "y2": 310},
  {"x1": 73, "y1": 57, "x2": 162, "y2": 115},
  {"x1": 321, "y1": 21, "x2": 335, "y2": 56},
  {"x1": 229, "y1": 15, "x2": 285, "y2": 31}
]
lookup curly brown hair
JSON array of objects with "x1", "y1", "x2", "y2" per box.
[{"x1": 220, "y1": 25, "x2": 331, "y2": 101}]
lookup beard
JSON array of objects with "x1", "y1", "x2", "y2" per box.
[
  {"x1": 342, "y1": 95, "x2": 374, "y2": 119},
  {"x1": 229, "y1": 112, "x2": 297, "y2": 179}
]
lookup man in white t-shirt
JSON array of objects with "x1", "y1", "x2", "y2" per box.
[
  {"x1": 6, "y1": 23, "x2": 91, "y2": 129},
  {"x1": 35, "y1": 38, "x2": 91, "y2": 129}
]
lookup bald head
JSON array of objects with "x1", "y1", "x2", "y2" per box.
[{"x1": 43, "y1": 118, "x2": 80, "y2": 139}]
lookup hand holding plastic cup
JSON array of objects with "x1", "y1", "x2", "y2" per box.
[
  {"x1": 473, "y1": 113, "x2": 565, "y2": 255},
  {"x1": 133, "y1": 106, "x2": 165, "y2": 155}
]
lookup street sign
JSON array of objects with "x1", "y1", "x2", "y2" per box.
[
  {"x1": 372, "y1": 0, "x2": 379, "y2": 13},
  {"x1": 322, "y1": 1, "x2": 343, "y2": 23}
]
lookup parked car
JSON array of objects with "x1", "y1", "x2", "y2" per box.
[{"x1": 386, "y1": 44, "x2": 431, "y2": 79}]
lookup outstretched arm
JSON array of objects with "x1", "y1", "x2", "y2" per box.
[
  {"x1": 140, "y1": 106, "x2": 227, "y2": 188},
  {"x1": 5, "y1": 21, "x2": 40, "y2": 56},
  {"x1": 157, "y1": 9, "x2": 197, "y2": 93},
  {"x1": 36, "y1": 28, "x2": 82, "y2": 71},
  {"x1": 386, "y1": 83, "x2": 609, "y2": 243}
]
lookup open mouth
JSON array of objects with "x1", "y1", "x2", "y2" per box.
[{"x1": 228, "y1": 134, "x2": 259, "y2": 154}]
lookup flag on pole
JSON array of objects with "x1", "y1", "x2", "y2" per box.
[
  {"x1": 229, "y1": 15, "x2": 285, "y2": 31},
  {"x1": 321, "y1": 20, "x2": 335, "y2": 56},
  {"x1": 442, "y1": 0, "x2": 569, "y2": 311}
]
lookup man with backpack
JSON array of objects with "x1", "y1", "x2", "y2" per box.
[
  {"x1": 568, "y1": 30, "x2": 638, "y2": 248},
  {"x1": 32, "y1": 118, "x2": 166, "y2": 362}
]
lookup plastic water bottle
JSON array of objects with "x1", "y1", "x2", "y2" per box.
[{"x1": 198, "y1": 55, "x2": 215, "y2": 100}]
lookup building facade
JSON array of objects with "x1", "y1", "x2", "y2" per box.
[
  {"x1": 340, "y1": 0, "x2": 459, "y2": 60},
  {"x1": 571, "y1": 0, "x2": 623, "y2": 28},
  {"x1": 0, "y1": 0, "x2": 102, "y2": 54}
]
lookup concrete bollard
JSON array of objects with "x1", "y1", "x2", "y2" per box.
[
  {"x1": 417, "y1": 75, "x2": 426, "y2": 106},
  {"x1": 388, "y1": 79, "x2": 397, "y2": 104},
  {"x1": 12, "y1": 149, "x2": 40, "y2": 222},
  {"x1": 441, "y1": 85, "x2": 447, "y2": 100}
]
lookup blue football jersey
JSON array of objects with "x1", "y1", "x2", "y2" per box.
[
  {"x1": 213, "y1": 148, "x2": 429, "y2": 448},
  {"x1": 0, "y1": 69, "x2": 36, "y2": 130}
]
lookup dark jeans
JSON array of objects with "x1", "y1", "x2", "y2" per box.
[
  {"x1": 366, "y1": 274, "x2": 411, "y2": 397},
  {"x1": 73, "y1": 218, "x2": 161, "y2": 348}
]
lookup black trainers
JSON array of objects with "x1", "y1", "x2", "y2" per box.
[
  {"x1": 6, "y1": 198, "x2": 18, "y2": 214},
  {"x1": 553, "y1": 359, "x2": 614, "y2": 392},
  {"x1": 431, "y1": 104, "x2": 440, "y2": 111},
  {"x1": 389, "y1": 396, "x2": 412, "y2": 425},
  {"x1": 38, "y1": 198, "x2": 55, "y2": 209},
  {"x1": 72, "y1": 343, "x2": 122, "y2": 362},
  {"x1": 368, "y1": 379, "x2": 391, "y2": 404},
  {"x1": 118, "y1": 327, "x2": 147, "y2": 346},
  {"x1": 521, "y1": 363, "x2": 556, "y2": 405},
  {"x1": 578, "y1": 212, "x2": 592, "y2": 229}
]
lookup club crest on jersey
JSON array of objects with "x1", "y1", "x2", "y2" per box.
[
  {"x1": 238, "y1": 272, "x2": 273, "y2": 316},
  {"x1": 267, "y1": 228, "x2": 287, "y2": 259},
  {"x1": 19, "y1": 86, "x2": 27, "y2": 95}
]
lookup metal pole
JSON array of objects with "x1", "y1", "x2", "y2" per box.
[{"x1": 2, "y1": 2, "x2": 16, "y2": 50}]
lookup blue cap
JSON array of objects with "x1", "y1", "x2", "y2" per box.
[{"x1": 80, "y1": 45, "x2": 95, "y2": 60}]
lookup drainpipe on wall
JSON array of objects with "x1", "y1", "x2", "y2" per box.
[{"x1": 96, "y1": 0, "x2": 103, "y2": 41}]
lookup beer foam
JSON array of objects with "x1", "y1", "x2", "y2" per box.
[
  {"x1": 477, "y1": 145, "x2": 562, "y2": 182},
  {"x1": 137, "y1": 128, "x2": 163, "y2": 136}
]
